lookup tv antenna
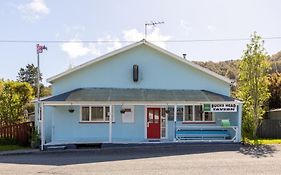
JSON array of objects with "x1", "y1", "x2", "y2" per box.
[{"x1": 144, "y1": 21, "x2": 164, "y2": 39}]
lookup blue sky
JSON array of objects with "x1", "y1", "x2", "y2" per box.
[{"x1": 0, "y1": 0, "x2": 281, "y2": 84}]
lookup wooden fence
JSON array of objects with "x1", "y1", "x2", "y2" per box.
[
  {"x1": 257, "y1": 119, "x2": 281, "y2": 138},
  {"x1": 0, "y1": 122, "x2": 34, "y2": 146}
]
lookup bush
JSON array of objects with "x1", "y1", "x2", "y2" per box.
[
  {"x1": 0, "y1": 138, "x2": 17, "y2": 145},
  {"x1": 30, "y1": 128, "x2": 40, "y2": 148}
]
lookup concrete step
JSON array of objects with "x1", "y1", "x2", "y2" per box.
[{"x1": 46, "y1": 145, "x2": 67, "y2": 150}]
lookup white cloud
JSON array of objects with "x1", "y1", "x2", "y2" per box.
[
  {"x1": 207, "y1": 25, "x2": 216, "y2": 32},
  {"x1": 123, "y1": 29, "x2": 144, "y2": 41},
  {"x1": 60, "y1": 27, "x2": 170, "y2": 60},
  {"x1": 98, "y1": 35, "x2": 122, "y2": 52},
  {"x1": 60, "y1": 25, "x2": 101, "y2": 59},
  {"x1": 179, "y1": 19, "x2": 192, "y2": 36},
  {"x1": 18, "y1": 0, "x2": 49, "y2": 21},
  {"x1": 61, "y1": 39, "x2": 100, "y2": 59},
  {"x1": 123, "y1": 28, "x2": 170, "y2": 48},
  {"x1": 88, "y1": 43, "x2": 102, "y2": 56},
  {"x1": 64, "y1": 25, "x2": 86, "y2": 37},
  {"x1": 61, "y1": 36, "x2": 121, "y2": 59}
]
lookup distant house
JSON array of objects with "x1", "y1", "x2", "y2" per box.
[
  {"x1": 267, "y1": 108, "x2": 281, "y2": 120},
  {"x1": 257, "y1": 109, "x2": 281, "y2": 139},
  {"x1": 37, "y1": 39, "x2": 243, "y2": 150}
]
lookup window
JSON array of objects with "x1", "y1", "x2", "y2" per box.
[
  {"x1": 183, "y1": 105, "x2": 214, "y2": 122},
  {"x1": 81, "y1": 106, "x2": 112, "y2": 122},
  {"x1": 161, "y1": 108, "x2": 167, "y2": 138},
  {"x1": 195, "y1": 105, "x2": 203, "y2": 121},
  {"x1": 81, "y1": 107, "x2": 90, "y2": 121},
  {"x1": 184, "y1": 106, "x2": 193, "y2": 121},
  {"x1": 167, "y1": 107, "x2": 184, "y2": 121},
  {"x1": 204, "y1": 112, "x2": 213, "y2": 121},
  {"x1": 154, "y1": 109, "x2": 160, "y2": 123}
]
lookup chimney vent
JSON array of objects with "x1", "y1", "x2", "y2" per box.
[{"x1": 183, "y1": 54, "x2": 187, "y2": 59}]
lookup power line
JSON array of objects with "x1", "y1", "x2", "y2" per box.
[{"x1": 0, "y1": 37, "x2": 281, "y2": 43}]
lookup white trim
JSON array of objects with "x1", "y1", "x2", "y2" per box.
[
  {"x1": 165, "y1": 109, "x2": 168, "y2": 139},
  {"x1": 237, "y1": 104, "x2": 242, "y2": 142},
  {"x1": 182, "y1": 105, "x2": 215, "y2": 123},
  {"x1": 47, "y1": 39, "x2": 233, "y2": 85},
  {"x1": 80, "y1": 105, "x2": 114, "y2": 123},
  {"x1": 192, "y1": 105, "x2": 195, "y2": 121},
  {"x1": 40, "y1": 103, "x2": 44, "y2": 151},
  {"x1": 269, "y1": 108, "x2": 281, "y2": 112},
  {"x1": 160, "y1": 108, "x2": 168, "y2": 139},
  {"x1": 51, "y1": 108, "x2": 54, "y2": 144},
  {"x1": 43, "y1": 101, "x2": 241, "y2": 106},
  {"x1": 109, "y1": 105, "x2": 112, "y2": 143},
  {"x1": 144, "y1": 105, "x2": 147, "y2": 139},
  {"x1": 174, "y1": 105, "x2": 177, "y2": 142}
]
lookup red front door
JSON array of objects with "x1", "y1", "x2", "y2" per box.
[{"x1": 147, "y1": 108, "x2": 161, "y2": 139}]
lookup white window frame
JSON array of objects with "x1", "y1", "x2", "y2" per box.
[
  {"x1": 182, "y1": 105, "x2": 215, "y2": 123},
  {"x1": 160, "y1": 108, "x2": 168, "y2": 139},
  {"x1": 80, "y1": 105, "x2": 114, "y2": 123}
]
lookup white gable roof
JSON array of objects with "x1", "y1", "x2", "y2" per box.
[{"x1": 47, "y1": 39, "x2": 233, "y2": 84}]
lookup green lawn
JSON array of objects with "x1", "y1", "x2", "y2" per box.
[
  {"x1": 244, "y1": 138, "x2": 281, "y2": 145},
  {"x1": 0, "y1": 145, "x2": 27, "y2": 151}
]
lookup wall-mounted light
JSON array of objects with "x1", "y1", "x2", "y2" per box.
[
  {"x1": 133, "y1": 64, "x2": 139, "y2": 82},
  {"x1": 120, "y1": 109, "x2": 126, "y2": 114},
  {"x1": 165, "y1": 108, "x2": 170, "y2": 114},
  {"x1": 68, "y1": 103, "x2": 75, "y2": 113},
  {"x1": 120, "y1": 104, "x2": 125, "y2": 114},
  {"x1": 165, "y1": 104, "x2": 170, "y2": 114}
]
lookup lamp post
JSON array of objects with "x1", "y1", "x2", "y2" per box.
[{"x1": 36, "y1": 44, "x2": 47, "y2": 150}]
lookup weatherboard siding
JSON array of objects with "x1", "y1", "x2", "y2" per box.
[
  {"x1": 45, "y1": 105, "x2": 146, "y2": 143},
  {"x1": 51, "y1": 45, "x2": 230, "y2": 96},
  {"x1": 43, "y1": 105, "x2": 239, "y2": 143}
]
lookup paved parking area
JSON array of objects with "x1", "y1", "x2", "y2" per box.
[{"x1": 0, "y1": 143, "x2": 280, "y2": 175}]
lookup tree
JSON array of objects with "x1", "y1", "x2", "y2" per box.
[
  {"x1": 268, "y1": 73, "x2": 281, "y2": 109},
  {"x1": 17, "y1": 64, "x2": 41, "y2": 91},
  {"x1": 269, "y1": 51, "x2": 281, "y2": 74},
  {"x1": 17, "y1": 64, "x2": 51, "y2": 97},
  {"x1": 41, "y1": 85, "x2": 52, "y2": 97},
  {"x1": 236, "y1": 32, "x2": 271, "y2": 139},
  {"x1": 0, "y1": 80, "x2": 33, "y2": 126}
]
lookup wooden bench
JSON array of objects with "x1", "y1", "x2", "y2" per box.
[{"x1": 176, "y1": 128, "x2": 231, "y2": 140}]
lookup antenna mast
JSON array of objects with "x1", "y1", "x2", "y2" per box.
[{"x1": 144, "y1": 21, "x2": 164, "y2": 39}]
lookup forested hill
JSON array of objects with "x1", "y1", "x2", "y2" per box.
[{"x1": 193, "y1": 51, "x2": 281, "y2": 80}]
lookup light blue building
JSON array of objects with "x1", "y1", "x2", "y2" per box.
[{"x1": 38, "y1": 39, "x2": 242, "y2": 150}]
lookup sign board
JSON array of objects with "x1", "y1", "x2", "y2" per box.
[
  {"x1": 122, "y1": 106, "x2": 134, "y2": 123},
  {"x1": 203, "y1": 104, "x2": 237, "y2": 112}
]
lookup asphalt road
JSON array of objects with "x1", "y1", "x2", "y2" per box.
[{"x1": 0, "y1": 143, "x2": 280, "y2": 175}]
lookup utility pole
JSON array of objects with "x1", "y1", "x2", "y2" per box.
[
  {"x1": 36, "y1": 44, "x2": 47, "y2": 150},
  {"x1": 144, "y1": 21, "x2": 164, "y2": 39},
  {"x1": 36, "y1": 44, "x2": 47, "y2": 111}
]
